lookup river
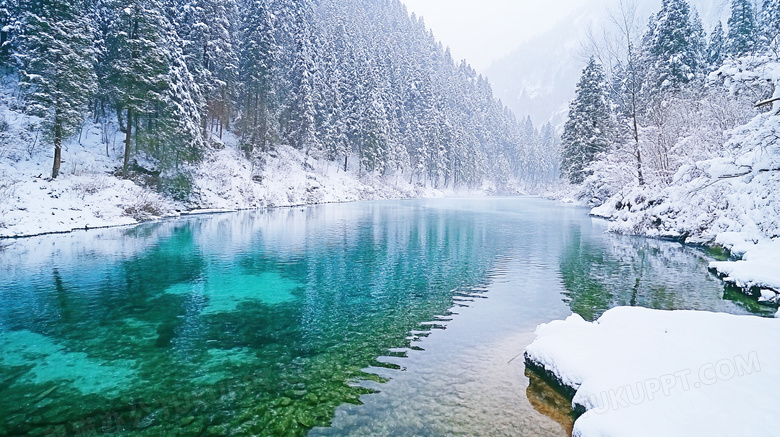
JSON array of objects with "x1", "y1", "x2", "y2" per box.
[{"x1": 0, "y1": 198, "x2": 768, "y2": 436}]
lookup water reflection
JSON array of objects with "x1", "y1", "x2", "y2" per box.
[
  {"x1": 525, "y1": 367, "x2": 575, "y2": 435},
  {"x1": 0, "y1": 200, "x2": 513, "y2": 436},
  {"x1": 559, "y1": 229, "x2": 762, "y2": 321},
  {"x1": 0, "y1": 198, "x2": 764, "y2": 436}
]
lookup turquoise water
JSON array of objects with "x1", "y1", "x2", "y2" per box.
[{"x1": 0, "y1": 198, "x2": 768, "y2": 436}]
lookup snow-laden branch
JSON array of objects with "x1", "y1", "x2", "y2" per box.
[{"x1": 755, "y1": 96, "x2": 780, "y2": 108}]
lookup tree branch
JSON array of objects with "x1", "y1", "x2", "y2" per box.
[{"x1": 755, "y1": 97, "x2": 780, "y2": 108}]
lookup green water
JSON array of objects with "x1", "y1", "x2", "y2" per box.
[{"x1": 0, "y1": 198, "x2": 769, "y2": 436}]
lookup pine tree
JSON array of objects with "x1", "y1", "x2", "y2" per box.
[
  {"x1": 560, "y1": 58, "x2": 611, "y2": 185},
  {"x1": 690, "y1": 8, "x2": 707, "y2": 75},
  {"x1": 287, "y1": 1, "x2": 318, "y2": 152},
  {"x1": 708, "y1": 21, "x2": 726, "y2": 66},
  {"x1": 175, "y1": 0, "x2": 239, "y2": 137},
  {"x1": 361, "y1": 88, "x2": 390, "y2": 174},
  {"x1": 145, "y1": 25, "x2": 204, "y2": 170},
  {"x1": 1, "y1": 0, "x2": 546, "y2": 191},
  {"x1": 761, "y1": 0, "x2": 780, "y2": 48},
  {"x1": 318, "y1": 17, "x2": 350, "y2": 169},
  {"x1": 16, "y1": 0, "x2": 97, "y2": 179},
  {"x1": 648, "y1": 0, "x2": 703, "y2": 90},
  {"x1": 539, "y1": 122, "x2": 558, "y2": 182},
  {"x1": 726, "y1": 0, "x2": 756, "y2": 57},
  {"x1": 0, "y1": 0, "x2": 19, "y2": 67},
  {"x1": 238, "y1": 0, "x2": 278, "y2": 152},
  {"x1": 107, "y1": 0, "x2": 202, "y2": 177},
  {"x1": 107, "y1": 0, "x2": 168, "y2": 176}
]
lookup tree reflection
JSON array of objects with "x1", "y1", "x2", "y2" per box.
[{"x1": 559, "y1": 228, "x2": 766, "y2": 321}]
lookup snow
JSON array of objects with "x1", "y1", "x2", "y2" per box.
[
  {"x1": 180, "y1": 209, "x2": 238, "y2": 216},
  {"x1": 0, "y1": 84, "x2": 496, "y2": 239},
  {"x1": 585, "y1": 54, "x2": 780, "y2": 308},
  {"x1": 0, "y1": 109, "x2": 173, "y2": 238},
  {"x1": 588, "y1": 108, "x2": 780, "y2": 304},
  {"x1": 525, "y1": 307, "x2": 780, "y2": 437},
  {"x1": 709, "y1": 239, "x2": 780, "y2": 303},
  {"x1": 189, "y1": 133, "x2": 466, "y2": 212}
]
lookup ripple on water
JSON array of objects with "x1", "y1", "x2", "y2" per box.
[{"x1": 0, "y1": 198, "x2": 766, "y2": 437}]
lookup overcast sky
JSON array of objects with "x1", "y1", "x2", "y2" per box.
[{"x1": 401, "y1": 0, "x2": 589, "y2": 72}]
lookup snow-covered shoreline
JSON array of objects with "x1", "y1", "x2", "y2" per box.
[
  {"x1": 525, "y1": 307, "x2": 780, "y2": 437},
  {"x1": 0, "y1": 155, "x2": 485, "y2": 239},
  {"x1": 0, "y1": 148, "x2": 502, "y2": 239},
  {"x1": 588, "y1": 207, "x2": 780, "y2": 312},
  {"x1": 708, "y1": 238, "x2": 780, "y2": 305},
  {"x1": 571, "y1": 52, "x2": 780, "y2": 311},
  {"x1": 0, "y1": 117, "x2": 510, "y2": 239}
]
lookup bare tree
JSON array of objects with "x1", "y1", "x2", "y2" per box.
[{"x1": 586, "y1": 0, "x2": 646, "y2": 185}]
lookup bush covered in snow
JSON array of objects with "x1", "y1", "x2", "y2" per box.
[
  {"x1": 562, "y1": 1, "x2": 780, "y2": 305},
  {"x1": 591, "y1": 56, "x2": 780, "y2": 246}
]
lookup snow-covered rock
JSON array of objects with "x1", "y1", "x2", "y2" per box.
[
  {"x1": 525, "y1": 307, "x2": 780, "y2": 437},
  {"x1": 709, "y1": 239, "x2": 780, "y2": 303}
]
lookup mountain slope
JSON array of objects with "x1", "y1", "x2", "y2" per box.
[
  {"x1": 1, "y1": 0, "x2": 550, "y2": 238},
  {"x1": 487, "y1": 0, "x2": 729, "y2": 127}
]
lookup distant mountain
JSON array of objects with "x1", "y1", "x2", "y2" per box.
[{"x1": 486, "y1": 0, "x2": 729, "y2": 128}]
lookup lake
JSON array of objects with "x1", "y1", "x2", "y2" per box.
[{"x1": 0, "y1": 198, "x2": 768, "y2": 436}]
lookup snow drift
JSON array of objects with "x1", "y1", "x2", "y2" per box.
[{"x1": 525, "y1": 306, "x2": 780, "y2": 437}]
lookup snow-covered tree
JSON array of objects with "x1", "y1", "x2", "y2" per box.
[
  {"x1": 690, "y1": 8, "x2": 707, "y2": 73},
  {"x1": 175, "y1": 0, "x2": 239, "y2": 137},
  {"x1": 238, "y1": 0, "x2": 278, "y2": 153},
  {"x1": 561, "y1": 57, "x2": 612, "y2": 184},
  {"x1": 16, "y1": 0, "x2": 97, "y2": 178},
  {"x1": 708, "y1": 21, "x2": 726, "y2": 67},
  {"x1": 761, "y1": 0, "x2": 780, "y2": 50},
  {"x1": 107, "y1": 0, "x2": 202, "y2": 177},
  {"x1": 0, "y1": 0, "x2": 19, "y2": 67},
  {"x1": 726, "y1": 0, "x2": 756, "y2": 57},
  {"x1": 648, "y1": 0, "x2": 703, "y2": 90},
  {"x1": 536, "y1": 121, "x2": 559, "y2": 183},
  {"x1": 106, "y1": 0, "x2": 168, "y2": 176},
  {"x1": 287, "y1": 1, "x2": 318, "y2": 152},
  {"x1": 2, "y1": 0, "x2": 543, "y2": 191}
]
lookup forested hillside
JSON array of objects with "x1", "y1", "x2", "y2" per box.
[
  {"x1": 0, "y1": 0, "x2": 556, "y2": 190},
  {"x1": 558, "y1": 0, "x2": 780, "y2": 301},
  {"x1": 559, "y1": 0, "x2": 779, "y2": 240}
]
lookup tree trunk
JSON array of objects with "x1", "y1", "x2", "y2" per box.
[
  {"x1": 52, "y1": 124, "x2": 62, "y2": 179},
  {"x1": 123, "y1": 108, "x2": 133, "y2": 177},
  {"x1": 343, "y1": 155, "x2": 348, "y2": 173},
  {"x1": 0, "y1": 30, "x2": 8, "y2": 62},
  {"x1": 632, "y1": 113, "x2": 644, "y2": 186},
  {"x1": 52, "y1": 144, "x2": 62, "y2": 179},
  {"x1": 202, "y1": 111, "x2": 208, "y2": 139},
  {"x1": 51, "y1": 104, "x2": 63, "y2": 179}
]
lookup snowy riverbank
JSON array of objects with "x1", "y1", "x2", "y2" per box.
[
  {"x1": 577, "y1": 53, "x2": 780, "y2": 309},
  {"x1": 0, "y1": 144, "x2": 473, "y2": 238},
  {"x1": 0, "y1": 119, "x2": 504, "y2": 239},
  {"x1": 709, "y1": 237, "x2": 780, "y2": 305},
  {"x1": 589, "y1": 170, "x2": 780, "y2": 307},
  {"x1": 525, "y1": 307, "x2": 780, "y2": 437}
]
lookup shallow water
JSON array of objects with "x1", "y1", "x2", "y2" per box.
[{"x1": 0, "y1": 198, "x2": 768, "y2": 436}]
